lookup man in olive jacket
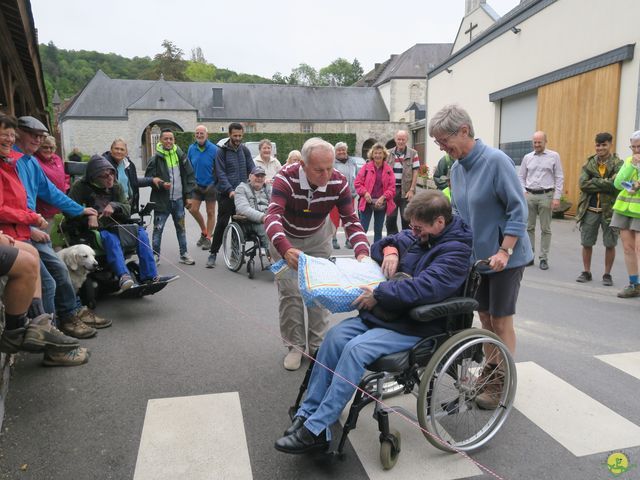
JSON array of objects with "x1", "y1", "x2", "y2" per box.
[
  {"x1": 145, "y1": 129, "x2": 196, "y2": 265},
  {"x1": 575, "y1": 132, "x2": 623, "y2": 286}
]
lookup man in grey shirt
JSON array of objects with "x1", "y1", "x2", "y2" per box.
[
  {"x1": 518, "y1": 131, "x2": 564, "y2": 270},
  {"x1": 331, "y1": 142, "x2": 358, "y2": 249}
]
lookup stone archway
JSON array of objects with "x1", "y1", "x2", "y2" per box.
[
  {"x1": 140, "y1": 119, "x2": 184, "y2": 169},
  {"x1": 361, "y1": 138, "x2": 376, "y2": 160},
  {"x1": 385, "y1": 139, "x2": 396, "y2": 150}
]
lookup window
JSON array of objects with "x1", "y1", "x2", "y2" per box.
[
  {"x1": 300, "y1": 123, "x2": 313, "y2": 134},
  {"x1": 244, "y1": 123, "x2": 256, "y2": 133}
]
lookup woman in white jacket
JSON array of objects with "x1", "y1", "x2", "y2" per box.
[{"x1": 253, "y1": 139, "x2": 282, "y2": 183}]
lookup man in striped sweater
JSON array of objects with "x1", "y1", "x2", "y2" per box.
[{"x1": 265, "y1": 138, "x2": 370, "y2": 370}]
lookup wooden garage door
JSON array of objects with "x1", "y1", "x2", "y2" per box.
[{"x1": 536, "y1": 63, "x2": 621, "y2": 214}]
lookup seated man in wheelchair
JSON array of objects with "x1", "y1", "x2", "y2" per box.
[
  {"x1": 233, "y1": 165, "x2": 271, "y2": 254},
  {"x1": 66, "y1": 155, "x2": 174, "y2": 290},
  {"x1": 275, "y1": 190, "x2": 473, "y2": 454}
]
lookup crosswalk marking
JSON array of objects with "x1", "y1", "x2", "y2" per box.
[
  {"x1": 514, "y1": 361, "x2": 640, "y2": 457},
  {"x1": 133, "y1": 392, "x2": 253, "y2": 480},
  {"x1": 595, "y1": 351, "x2": 640, "y2": 381},
  {"x1": 340, "y1": 394, "x2": 482, "y2": 479}
]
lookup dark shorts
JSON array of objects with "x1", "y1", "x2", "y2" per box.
[
  {"x1": 192, "y1": 184, "x2": 218, "y2": 202},
  {"x1": 0, "y1": 244, "x2": 19, "y2": 276},
  {"x1": 476, "y1": 266, "x2": 525, "y2": 317}
]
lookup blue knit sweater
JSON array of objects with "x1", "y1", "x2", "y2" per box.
[{"x1": 450, "y1": 139, "x2": 532, "y2": 271}]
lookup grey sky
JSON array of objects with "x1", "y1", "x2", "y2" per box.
[{"x1": 31, "y1": 0, "x2": 519, "y2": 79}]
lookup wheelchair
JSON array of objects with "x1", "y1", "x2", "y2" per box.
[
  {"x1": 221, "y1": 215, "x2": 271, "y2": 279},
  {"x1": 61, "y1": 161, "x2": 171, "y2": 307},
  {"x1": 288, "y1": 261, "x2": 517, "y2": 470}
]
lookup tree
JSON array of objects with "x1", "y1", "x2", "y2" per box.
[
  {"x1": 185, "y1": 61, "x2": 216, "y2": 82},
  {"x1": 319, "y1": 58, "x2": 364, "y2": 86},
  {"x1": 290, "y1": 63, "x2": 319, "y2": 86},
  {"x1": 152, "y1": 40, "x2": 187, "y2": 80},
  {"x1": 190, "y1": 46, "x2": 206, "y2": 63}
]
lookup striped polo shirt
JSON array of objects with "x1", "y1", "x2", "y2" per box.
[{"x1": 265, "y1": 162, "x2": 370, "y2": 258}]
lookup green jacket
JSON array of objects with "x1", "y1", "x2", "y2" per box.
[
  {"x1": 144, "y1": 145, "x2": 195, "y2": 213},
  {"x1": 66, "y1": 179, "x2": 131, "y2": 231},
  {"x1": 575, "y1": 153, "x2": 623, "y2": 224},
  {"x1": 613, "y1": 156, "x2": 640, "y2": 219}
]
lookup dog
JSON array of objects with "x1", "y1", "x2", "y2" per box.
[{"x1": 57, "y1": 244, "x2": 98, "y2": 292}]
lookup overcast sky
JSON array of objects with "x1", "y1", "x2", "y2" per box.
[{"x1": 31, "y1": 0, "x2": 520, "y2": 79}]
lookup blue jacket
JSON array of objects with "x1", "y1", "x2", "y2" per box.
[
  {"x1": 214, "y1": 141, "x2": 255, "y2": 195},
  {"x1": 450, "y1": 139, "x2": 532, "y2": 271},
  {"x1": 361, "y1": 215, "x2": 473, "y2": 337},
  {"x1": 14, "y1": 148, "x2": 84, "y2": 217},
  {"x1": 187, "y1": 140, "x2": 218, "y2": 187}
]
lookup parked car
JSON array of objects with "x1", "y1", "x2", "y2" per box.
[{"x1": 216, "y1": 138, "x2": 277, "y2": 158}]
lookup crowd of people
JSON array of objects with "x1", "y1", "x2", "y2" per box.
[{"x1": 2, "y1": 108, "x2": 639, "y2": 455}]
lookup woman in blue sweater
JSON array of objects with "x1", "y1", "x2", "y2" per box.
[{"x1": 428, "y1": 104, "x2": 533, "y2": 410}]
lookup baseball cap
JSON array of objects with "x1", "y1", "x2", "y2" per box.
[
  {"x1": 17, "y1": 116, "x2": 48, "y2": 134},
  {"x1": 251, "y1": 166, "x2": 266, "y2": 175}
]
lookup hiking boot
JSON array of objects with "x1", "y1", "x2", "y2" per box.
[
  {"x1": 77, "y1": 306, "x2": 112, "y2": 329},
  {"x1": 196, "y1": 234, "x2": 207, "y2": 248},
  {"x1": 22, "y1": 314, "x2": 79, "y2": 352},
  {"x1": 576, "y1": 271, "x2": 592, "y2": 283},
  {"x1": 617, "y1": 284, "x2": 640, "y2": 298},
  {"x1": 201, "y1": 237, "x2": 212, "y2": 250},
  {"x1": 0, "y1": 327, "x2": 26, "y2": 354},
  {"x1": 43, "y1": 347, "x2": 90, "y2": 367},
  {"x1": 332, "y1": 237, "x2": 340, "y2": 250},
  {"x1": 475, "y1": 367, "x2": 504, "y2": 410},
  {"x1": 60, "y1": 312, "x2": 98, "y2": 339},
  {"x1": 284, "y1": 349, "x2": 303, "y2": 371},
  {"x1": 539, "y1": 259, "x2": 549, "y2": 270},
  {"x1": 344, "y1": 240, "x2": 353, "y2": 249},
  {"x1": 206, "y1": 253, "x2": 217, "y2": 268},
  {"x1": 602, "y1": 273, "x2": 613, "y2": 286},
  {"x1": 179, "y1": 252, "x2": 195, "y2": 265},
  {"x1": 119, "y1": 274, "x2": 135, "y2": 291}
]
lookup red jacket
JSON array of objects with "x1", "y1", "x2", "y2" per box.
[
  {"x1": 354, "y1": 160, "x2": 396, "y2": 215},
  {"x1": 0, "y1": 150, "x2": 40, "y2": 241}
]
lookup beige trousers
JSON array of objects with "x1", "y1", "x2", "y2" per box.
[{"x1": 269, "y1": 219, "x2": 334, "y2": 351}]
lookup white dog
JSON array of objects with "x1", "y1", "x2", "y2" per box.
[{"x1": 57, "y1": 244, "x2": 99, "y2": 292}]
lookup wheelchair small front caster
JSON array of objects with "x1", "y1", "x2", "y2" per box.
[
  {"x1": 379, "y1": 429, "x2": 401, "y2": 470},
  {"x1": 247, "y1": 259, "x2": 255, "y2": 279}
]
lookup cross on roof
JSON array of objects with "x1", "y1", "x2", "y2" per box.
[{"x1": 465, "y1": 22, "x2": 478, "y2": 41}]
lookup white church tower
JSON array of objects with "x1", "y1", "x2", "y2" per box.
[{"x1": 451, "y1": 0, "x2": 500, "y2": 53}]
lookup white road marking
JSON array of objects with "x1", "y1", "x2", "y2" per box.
[
  {"x1": 133, "y1": 392, "x2": 253, "y2": 480},
  {"x1": 595, "y1": 351, "x2": 640, "y2": 381},
  {"x1": 340, "y1": 394, "x2": 483, "y2": 479},
  {"x1": 514, "y1": 362, "x2": 640, "y2": 456}
]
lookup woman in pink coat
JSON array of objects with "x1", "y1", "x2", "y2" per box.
[
  {"x1": 354, "y1": 143, "x2": 396, "y2": 242},
  {"x1": 35, "y1": 135, "x2": 70, "y2": 229}
]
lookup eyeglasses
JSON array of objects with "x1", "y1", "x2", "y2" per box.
[
  {"x1": 409, "y1": 223, "x2": 424, "y2": 234},
  {"x1": 433, "y1": 129, "x2": 459, "y2": 147},
  {"x1": 0, "y1": 132, "x2": 16, "y2": 140},
  {"x1": 40, "y1": 145, "x2": 54, "y2": 151},
  {"x1": 96, "y1": 171, "x2": 115, "y2": 179}
]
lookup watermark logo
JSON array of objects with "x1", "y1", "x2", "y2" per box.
[{"x1": 603, "y1": 452, "x2": 637, "y2": 477}]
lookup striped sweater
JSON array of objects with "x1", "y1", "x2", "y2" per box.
[{"x1": 265, "y1": 162, "x2": 370, "y2": 258}]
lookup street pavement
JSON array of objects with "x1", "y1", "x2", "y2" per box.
[{"x1": 0, "y1": 211, "x2": 639, "y2": 480}]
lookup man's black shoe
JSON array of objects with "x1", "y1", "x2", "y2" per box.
[
  {"x1": 274, "y1": 425, "x2": 329, "y2": 454},
  {"x1": 539, "y1": 259, "x2": 549, "y2": 270},
  {"x1": 284, "y1": 416, "x2": 307, "y2": 436}
]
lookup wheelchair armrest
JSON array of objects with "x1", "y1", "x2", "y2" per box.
[
  {"x1": 409, "y1": 297, "x2": 479, "y2": 323},
  {"x1": 232, "y1": 214, "x2": 248, "y2": 222}
]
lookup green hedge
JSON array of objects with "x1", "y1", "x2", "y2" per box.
[{"x1": 174, "y1": 132, "x2": 358, "y2": 161}]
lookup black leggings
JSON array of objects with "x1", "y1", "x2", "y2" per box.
[{"x1": 210, "y1": 194, "x2": 236, "y2": 254}]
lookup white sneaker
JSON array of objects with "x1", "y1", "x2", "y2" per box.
[
  {"x1": 179, "y1": 253, "x2": 195, "y2": 265},
  {"x1": 284, "y1": 349, "x2": 303, "y2": 371}
]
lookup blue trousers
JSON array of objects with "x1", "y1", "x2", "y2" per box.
[
  {"x1": 359, "y1": 206, "x2": 386, "y2": 243},
  {"x1": 30, "y1": 240, "x2": 77, "y2": 319},
  {"x1": 100, "y1": 227, "x2": 157, "y2": 281},
  {"x1": 297, "y1": 317, "x2": 421, "y2": 439},
  {"x1": 152, "y1": 199, "x2": 187, "y2": 256}
]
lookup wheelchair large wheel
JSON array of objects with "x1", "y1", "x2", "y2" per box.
[
  {"x1": 222, "y1": 222, "x2": 245, "y2": 272},
  {"x1": 417, "y1": 329, "x2": 516, "y2": 453}
]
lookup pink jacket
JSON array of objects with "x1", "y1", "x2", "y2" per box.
[
  {"x1": 35, "y1": 151, "x2": 70, "y2": 218},
  {"x1": 354, "y1": 161, "x2": 396, "y2": 215}
]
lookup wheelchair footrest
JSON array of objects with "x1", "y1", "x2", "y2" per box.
[{"x1": 113, "y1": 281, "x2": 169, "y2": 299}]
